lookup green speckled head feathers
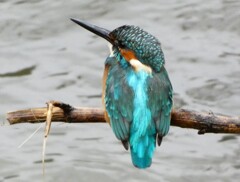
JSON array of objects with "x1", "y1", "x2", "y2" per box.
[{"x1": 110, "y1": 25, "x2": 165, "y2": 72}]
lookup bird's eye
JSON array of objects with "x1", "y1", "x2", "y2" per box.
[
  {"x1": 115, "y1": 40, "x2": 126, "y2": 49},
  {"x1": 118, "y1": 43, "x2": 126, "y2": 49}
]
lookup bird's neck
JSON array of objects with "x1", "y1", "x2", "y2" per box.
[{"x1": 113, "y1": 50, "x2": 152, "y2": 74}]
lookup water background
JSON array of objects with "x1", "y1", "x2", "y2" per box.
[{"x1": 0, "y1": 0, "x2": 240, "y2": 181}]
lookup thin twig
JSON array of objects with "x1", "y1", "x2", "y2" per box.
[
  {"x1": 18, "y1": 124, "x2": 43, "y2": 148},
  {"x1": 18, "y1": 109, "x2": 43, "y2": 148},
  {"x1": 42, "y1": 101, "x2": 54, "y2": 175}
]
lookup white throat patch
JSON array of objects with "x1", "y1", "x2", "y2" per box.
[
  {"x1": 108, "y1": 44, "x2": 114, "y2": 57},
  {"x1": 129, "y1": 59, "x2": 152, "y2": 74}
]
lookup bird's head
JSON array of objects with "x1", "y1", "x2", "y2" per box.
[{"x1": 71, "y1": 19, "x2": 165, "y2": 72}]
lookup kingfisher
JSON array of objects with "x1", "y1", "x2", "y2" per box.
[{"x1": 71, "y1": 19, "x2": 173, "y2": 169}]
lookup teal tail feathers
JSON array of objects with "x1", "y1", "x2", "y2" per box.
[
  {"x1": 130, "y1": 134, "x2": 156, "y2": 169},
  {"x1": 130, "y1": 147, "x2": 152, "y2": 168}
]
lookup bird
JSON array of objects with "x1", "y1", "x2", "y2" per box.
[{"x1": 71, "y1": 18, "x2": 173, "y2": 169}]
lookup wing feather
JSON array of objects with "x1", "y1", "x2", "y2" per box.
[
  {"x1": 104, "y1": 56, "x2": 133, "y2": 143},
  {"x1": 147, "y1": 66, "x2": 173, "y2": 137}
]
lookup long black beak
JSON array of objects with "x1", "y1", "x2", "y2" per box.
[{"x1": 70, "y1": 18, "x2": 114, "y2": 45}]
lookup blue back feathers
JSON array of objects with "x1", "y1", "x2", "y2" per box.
[{"x1": 127, "y1": 70, "x2": 156, "y2": 168}]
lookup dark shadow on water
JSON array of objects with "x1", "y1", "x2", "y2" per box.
[
  {"x1": 47, "y1": 153, "x2": 63, "y2": 156},
  {"x1": 4, "y1": 174, "x2": 19, "y2": 180},
  {"x1": 48, "y1": 72, "x2": 69, "y2": 77},
  {"x1": 77, "y1": 94, "x2": 101, "y2": 98},
  {"x1": 234, "y1": 164, "x2": 240, "y2": 169},
  {"x1": 50, "y1": 132, "x2": 66, "y2": 136},
  {"x1": 0, "y1": 65, "x2": 36, "y2": 78},
  {"x1": 34, "y1": 158, "x2": 54, "y2": 164},
  {"x1": 14, "y1": 0, "x2": 40, "y2": 5},
  {"x1": 218, "y1": 135, "x2": 237, "y2": 142},
  {"x1": 55, "y1": 80, "x2": 76, "y2": 90},
  {"x1": 75, "y1": 137, "x2": 102, "y2": 141},
  {"x1": 219, "y1": 51, "x2": 240, "y2": 58}
]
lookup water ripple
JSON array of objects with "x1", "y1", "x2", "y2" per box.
[{"x1": 0, "y1": 65, "x2": 36, "y2": 78}]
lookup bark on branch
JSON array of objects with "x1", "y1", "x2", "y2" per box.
[{"x1": 6, "y1": 101, "x2": 240, "y2": 134}]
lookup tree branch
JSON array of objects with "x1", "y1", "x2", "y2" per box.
[{"x1": 6, "y1": 101, "x2": 240, "y2": 134}]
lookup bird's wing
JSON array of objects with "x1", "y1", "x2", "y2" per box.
[
  {"x1": 147, "y1": 66, "x2": 173, "y2": 141},
  {"x1": 104, "y1": 56, "x2": 133, "y2": 148}
]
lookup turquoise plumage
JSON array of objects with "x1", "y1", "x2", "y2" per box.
[
  {"x1": 104, "y1": 49, "x2": 172, "y2": 168},
  {"x1": 71, "y1": 19, "x2": 173, "y2": 169}
]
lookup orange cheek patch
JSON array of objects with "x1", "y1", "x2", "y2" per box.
[
  {"x1": 120, "y1": 48, "x2": 152, "y2": 73},
  {"x1": 120, "y1": 48, "x2": 137, "y2": 62}
]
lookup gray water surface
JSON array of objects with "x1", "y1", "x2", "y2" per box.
[{"x1": 0, "y1": 0, "x2": 240, "y2": 181}]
